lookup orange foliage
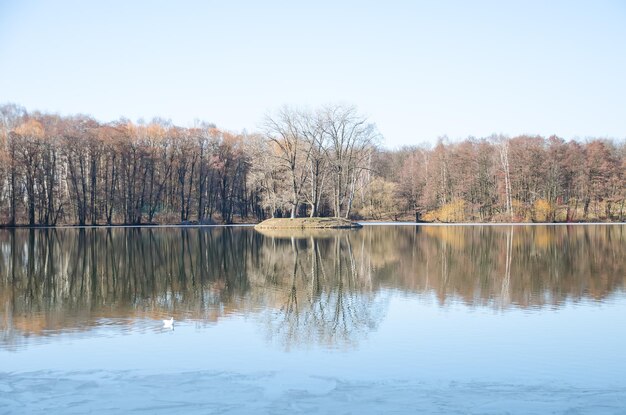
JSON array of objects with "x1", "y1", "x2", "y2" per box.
[{"x1": 14, "y1": 119, "x2": 44, "y2": 138}]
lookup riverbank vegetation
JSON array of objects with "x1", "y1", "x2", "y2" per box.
[{"x1": 0, "y1": 103, "x2": 624, "y2": 226}]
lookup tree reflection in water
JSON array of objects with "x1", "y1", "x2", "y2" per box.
[
  {"x1": 257, "y1": 233, "x2": 388, "y2": 349},
  {"x1": 0, "y1": 225, "x2": 624, "y2": 349}
]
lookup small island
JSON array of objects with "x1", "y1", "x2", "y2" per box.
[{"x1": 254, "y1": 217, "x2": 362, "y2": 229}]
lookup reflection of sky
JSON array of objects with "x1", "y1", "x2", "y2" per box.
[{"x1": 3, "y1": 291, "x2": 625, "y2": 389}]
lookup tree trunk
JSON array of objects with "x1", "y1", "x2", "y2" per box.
[
  {"x1": 9, "y1": 161, "x2": 16, "y2": 226},
  {"x1": 90, "y1": 154, "x2": 97, "y2": 225}
]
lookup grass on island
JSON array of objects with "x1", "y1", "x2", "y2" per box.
[{"x1": 254, "y1": 217, "x2": 362, "y2": 229}]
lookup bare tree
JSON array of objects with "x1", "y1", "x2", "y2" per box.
[
  {"x1": 263, "y1": 107, "x2": 313, "y2": 218},
  {"x1": 396, "y1": 146, "x2": 427, "y2": 221},
  {"x1": 492, "y1": 134, "x2": 513, "y2": 218},
  {"x1": 0, "y1": 104, "x2": 27, "y2": 225},
  {"x1": 319, "y1": 104, "x2": 379, "y2": 218},
  {"x1": 300, "y1": 110, "x2": 328, "y2": 217}
]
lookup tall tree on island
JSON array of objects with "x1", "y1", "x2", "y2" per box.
[
  {"x1": 263, "y1": 107, "x2": 313, "y2": 218},
  {"x1": 319, "y1": 105, "x2": 379, "y2": 218}
]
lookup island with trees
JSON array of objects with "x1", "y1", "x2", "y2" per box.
[{"x1": 0, "y1": 102, "x2": 624, "y2": 227}]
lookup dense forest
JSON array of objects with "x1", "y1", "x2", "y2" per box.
[{"x1": 0, "y1": 103, "x2": 624, "y2": 226}]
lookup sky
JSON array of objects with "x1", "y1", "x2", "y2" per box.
[{"x1": 0, "y1": 0, "x2": 625, "y2": 148}]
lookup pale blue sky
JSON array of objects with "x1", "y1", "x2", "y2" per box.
[{"x1": 1, "y1": 0, "x2": 624, "y2": 147}]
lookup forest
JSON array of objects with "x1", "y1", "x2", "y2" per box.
[{"x1": 0, "y1": 103, "x2": 624, "y2": 226}]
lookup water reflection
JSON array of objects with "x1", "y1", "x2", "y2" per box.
[
  {"x1": 257, "y1": 234, "x2": 388, "y2": 349},
  {"x1": 0, "y1": 225, "x2": 624, "y2": 349}
]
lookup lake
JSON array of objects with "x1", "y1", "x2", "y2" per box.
[{"x1": 1, "y1": 224, "x2": 625, "y2": 414}]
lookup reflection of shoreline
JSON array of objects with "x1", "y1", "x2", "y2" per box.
[
  {"x1": 1, "y1": 225, "x2": 624, "y2": 346},
  {"x1": 0, "y1": 308, "x2": 238, "y2": 352},
  {"x1": 254, "y1": 227, "x2": 358, "y2": 239}
]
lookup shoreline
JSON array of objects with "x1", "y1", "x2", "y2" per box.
[
  {"x1": 358, "y1": 221, "x2": 626, "y2": 226},
  {"x1": 0, "y1": 221, "x2": 624, "y2": 230}
]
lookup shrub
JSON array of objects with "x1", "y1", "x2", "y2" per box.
[{"x1": 423, "y1": 200, "x2": 466, "y2": 222}]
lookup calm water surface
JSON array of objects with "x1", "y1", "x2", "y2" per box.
[{"x1": 1, "y1": 225, "x2": 625, "y2": 414}]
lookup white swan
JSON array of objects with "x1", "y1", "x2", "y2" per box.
[{"x1": 162, "y1": 317, "x2": 174, "y2": 328}]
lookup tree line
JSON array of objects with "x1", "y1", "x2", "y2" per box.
[
  {"x1": 0, "y1": 102, "x2": 624, "y2": 225},
  {"x1": 0, "y1": 103, "x2": 253, "y2": 226},
  {"x1": 380, "y1": 134, "x2": 625, "y2": 222}
]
